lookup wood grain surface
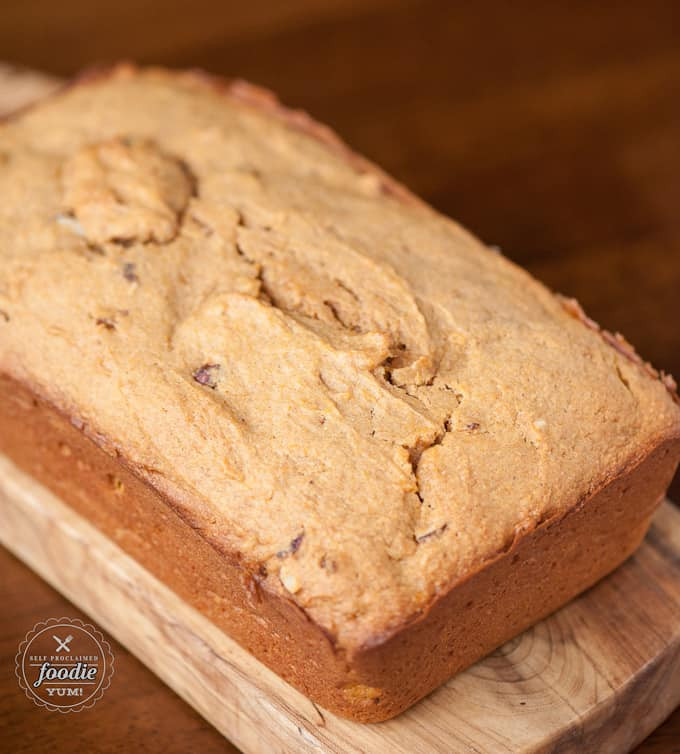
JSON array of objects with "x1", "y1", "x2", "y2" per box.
[
  {"x1": 1, "y1": 1, "x2": 679, "y2": 751},
  {"x1": 1, "y1": 453, "x2": 680, "y2": 754}
]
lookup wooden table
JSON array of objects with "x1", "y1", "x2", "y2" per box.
[{"x1": 1, "y1": 2, "x2": 679, "y2": 751}]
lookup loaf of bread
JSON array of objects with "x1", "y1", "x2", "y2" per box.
[{"x1": 1, "y1": 65, "x2": 678, "y2": 722}]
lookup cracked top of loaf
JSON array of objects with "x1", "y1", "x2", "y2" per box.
[{"x1": 1, "y1": 65, "x2": 678, "y2": 651}]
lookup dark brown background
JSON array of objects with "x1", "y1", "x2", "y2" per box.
[{"x1": 1, "y1": 1, "x2": 679, "y2": 752}]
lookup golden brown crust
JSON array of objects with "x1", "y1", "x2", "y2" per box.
[
  {"x1": 1, "y1": 61, "x2": 422, "y2": 209},
  {"x1": 559, "y1": 295, "x2": 680, "y2": 405},
  {"x1": 2, "y1": 64, "x2": 680, "y2": 721},
  {"x1": 0, "y1": 373, "x2": 356, "y2": 711},
  {"x1": 180, "y1": 67, "x2": 424, "y2": 208},
  {"x1": 1, "y1": 371, "x2": 677, "y2": 721},
  {"x1": 1, "y1": 62, "x2": 676, "y2": 405}
]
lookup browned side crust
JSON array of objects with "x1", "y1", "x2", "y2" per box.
[{"x1": 1, "y1": 371, "x2": 678, "y2": 721}]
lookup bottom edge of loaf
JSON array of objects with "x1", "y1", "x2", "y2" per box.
[{"x1": 0, "y1": 370, "x2": 678, "y2": 722}]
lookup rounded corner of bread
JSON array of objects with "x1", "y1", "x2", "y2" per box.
[{"x1": 330, "y1": 436, "x2": 680, "y2": 719}]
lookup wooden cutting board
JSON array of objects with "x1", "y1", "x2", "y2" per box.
[{"x1": 1, "y1": 65, "x2": 680, "y2": 754}]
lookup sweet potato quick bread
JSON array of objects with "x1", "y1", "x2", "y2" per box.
[{"x1": 1, "y1": 65, "x2": 679, "y2": 722}]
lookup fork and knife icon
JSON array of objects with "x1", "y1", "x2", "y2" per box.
[{"x1": 52, "y1": 634, "x2": 73, "y2": 653}]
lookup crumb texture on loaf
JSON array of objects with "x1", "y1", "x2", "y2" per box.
[{"x1": 0, "y1": 65, "x2": 678, "y2": 650}]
